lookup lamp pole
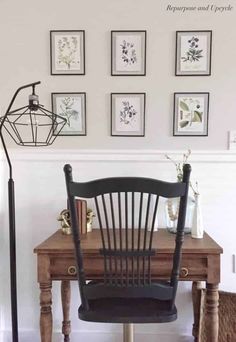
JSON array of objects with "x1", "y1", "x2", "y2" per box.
[{"x1": 0, "y1": 81, "x2": 65, "y2": 342}]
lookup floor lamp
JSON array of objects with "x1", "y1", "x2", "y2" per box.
[{"x1": 0, "y1": 81, "x2": 66, "y2": 342}]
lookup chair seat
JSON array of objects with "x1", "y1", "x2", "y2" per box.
[{"x1": 79, "y1": 297, "x2": 177, "y2": 323}]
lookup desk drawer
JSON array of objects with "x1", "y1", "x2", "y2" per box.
[
  {"x1": 50, "y1": 256, "x2": 105, "y2": 280},
  {"x1": 151, "y1": 255, "x2": 207, "y2": 280},
  {"x1": 50, "y1": 254, "x2": 207, "y2": 281},
  {"x1": 51, "y1": 258, "x2": 76, "y2": 279},
  {"x1": 180, "y1": 256, "x2": 207, "y2": 279}
]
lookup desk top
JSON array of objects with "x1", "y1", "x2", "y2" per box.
[{"x1": 34, "y1": 229, "x2": 223, "y2": 255}]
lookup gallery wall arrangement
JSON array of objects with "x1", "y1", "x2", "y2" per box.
[{"x1": 49, "y1": 29, "x2": 212, "y2": 139}]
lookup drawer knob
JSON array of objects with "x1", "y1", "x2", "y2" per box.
[
  {"x1": 180, "y1": 267, "x2": 189, "y2": 278},
  {"x1": 67, "y1": 266, "x2": 77, "y2": 276}
]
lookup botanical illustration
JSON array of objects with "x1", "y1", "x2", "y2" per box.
[
  {"x1": 120, "y1": 40, "x2": 137, "y2": 66},
  {"x1": 119, "y1": 100, "x2": 137, "y2": 126},
  {"x1": 53, "y1": 94, "x2": 86, "y2": 135},
  {"x1": 177, "y1": 31, "x2": 211, "y2": 75},
  {"x1": 56, "y1": 35, "x2": 80, "y2": 70},
  {"x1": 178, "y1": 97, "x2": 203, "y2": 129},
  {"x1": 112, "y1": 94, "x2": 145, "y2": 136},
  {"x1": 113, "y1": 32, "x2": 145, "y2": 74},
  {"x1": 59, "y1": 97, "x2": 79, "y2": 127},
  {"x1": 181, "y1": 36, "x2": 203, "y2": 63}
]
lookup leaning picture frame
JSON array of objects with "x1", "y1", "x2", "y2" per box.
[
  {"x1": 173, "y1": 92, "x2": 209, "y2": 136},
  {"x1": 52, "y1": 92, "x2": 86, "y2": 136},
  {"x1": 50, "y1": 30, "x2": 85, "y2": 75},
  {"x1": 175, "y1": 30, "x2": 212, "y2": 76},
  {"x1": 111, "y1": 31, "x2": 147, "y2": 76},
  {"x1": 111, "y1": 93, "x2": 146, "y2": 136}
]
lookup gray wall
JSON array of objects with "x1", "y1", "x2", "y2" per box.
[{"x1": 0, "y1": 0, "x2": 235, "y2": 150}]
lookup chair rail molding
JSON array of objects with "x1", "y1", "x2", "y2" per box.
[{"x1": 1, "y1": 148, "x2": 236, "y2": 163}]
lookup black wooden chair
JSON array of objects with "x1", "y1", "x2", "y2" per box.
[{"x1": 64, "y1": 164, "x2": 191, "y2": 342}]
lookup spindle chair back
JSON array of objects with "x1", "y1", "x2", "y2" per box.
[{"x1": 64, "y1": 164, "x2": 191, "y2": 324}]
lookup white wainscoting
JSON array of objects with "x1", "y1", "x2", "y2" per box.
[
  {"x1": 0, "y1": 149, "x2": 236, "y2": 342},
  {"x1": 1, "y1": 330, "x2": 194, "y2": 342}
]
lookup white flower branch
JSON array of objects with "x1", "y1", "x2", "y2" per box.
[{"x1": 165, "y1": 149, "x2": 199, "y2": 195}]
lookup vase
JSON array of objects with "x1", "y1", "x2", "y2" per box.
[
  {"x1": 191, "y1": 193, "x2": 204, "y2": 239},
  {"x1": 165, "y1": 195, "x2": 195, "y2": 234}
]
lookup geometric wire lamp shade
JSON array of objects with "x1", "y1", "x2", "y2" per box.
[
  {"x1": 1, "y1": 86, "x2": 66, "y2": 146},
  {"x1": 0, "y1": 81, "x2": 66, "y2": 342}
]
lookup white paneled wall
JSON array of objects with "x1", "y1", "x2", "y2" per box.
[{"x1": 0, "y1": 149, "x2": 236, "y2": 342}]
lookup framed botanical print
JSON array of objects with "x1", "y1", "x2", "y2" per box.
[
  {"x1": 229, "y1": 131, "x2": 236, "y2": 150},
  {"x1": 173, "y1": 92, "x2": 209, "y2": 136},
  {"x1": 175, "y1": 31, "x2": 212, "y2": 76},
  {"x1": 52, "y1": 93, "x2": 86, "y2": 135},
  {"x1": 111, "y1": 93, "x2": 146, "y2": 136},
  {"x1": 50, "y1": 30, "x2": 85, "y2": 75},
  {"x1": 111, "y1": 31, "x2": 146, "y2": 76}
]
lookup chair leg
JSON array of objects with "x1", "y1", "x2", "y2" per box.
[{"x1": 123, "y1": 324, "x2": 134, "y2": 342}]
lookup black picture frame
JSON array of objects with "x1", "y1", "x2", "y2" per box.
[
  {"x1": 111, "y1": 92, "x2": 146, "y2": 136},
  {"x1": 50, "y1": 30, "x2": 85, "y2": 75},
  {"x1": 173, "y1": 92, "x2": 209, "y2": 136},
  {"x1": 175, "y1": 30, "x2": 212, "y2": 76},
  {"x1": 51, "y1": 92, "x2": 87, "y2": 136},
  {"x1": 111, "y1": 31, "x2": 147, "y2": 76}
]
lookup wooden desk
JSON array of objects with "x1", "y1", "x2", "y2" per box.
[{"x1": 34, "y1": 229, "x2": 223, "y2": 342}]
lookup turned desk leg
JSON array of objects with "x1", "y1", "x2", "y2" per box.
[
  {"x1": 61, "y1": 280, "x2": 71, "y2": 342},
  {"x1": 205, "y1": 283, "x2": 219, "y2": 342},
  {"x1": 192, "y1": 281, "x2": 202, "y2": 342},
  {"x1": 40, "y1": 282, "x2": 53, "y2": 342}
]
